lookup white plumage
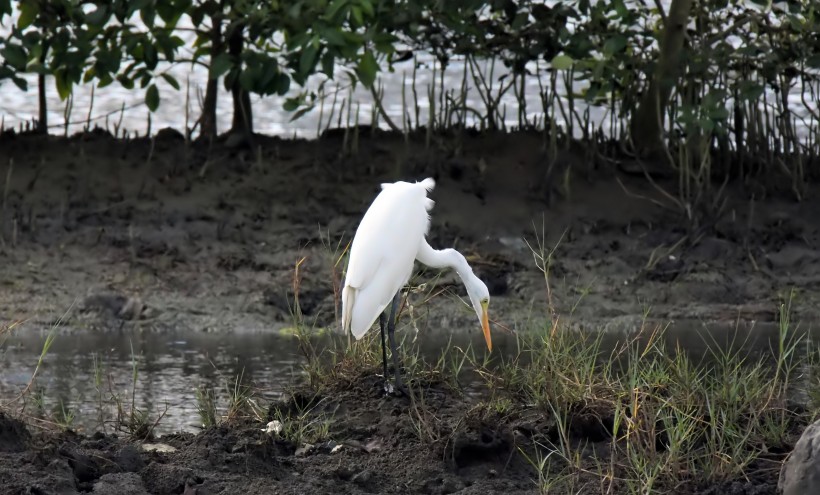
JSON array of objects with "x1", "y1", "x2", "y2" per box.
[
  {"x1": 341, "y1": 177, "x2": 492, "y2": 359},
  {"x1": 342, "y1": 178, "x2": 436, "y2": 338}
]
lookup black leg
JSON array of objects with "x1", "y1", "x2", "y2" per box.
[
  {"x1": 378, "y1": 312, "x2": 388, "y2": 380},
  {"x1": 386, "y1": 291, "x2": 406, "y2": 394}
]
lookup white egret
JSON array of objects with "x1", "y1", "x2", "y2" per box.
[{"x1": 341, "y1": 177, "x2": 492, "y2": 393}]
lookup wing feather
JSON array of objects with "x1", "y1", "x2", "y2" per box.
[{"x1": 341, "y1": 178, "x2": 435, "y2": 338}]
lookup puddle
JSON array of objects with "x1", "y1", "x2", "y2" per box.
[{"x1": 0, "y1": 317, "x2": 814, "y2": 435}]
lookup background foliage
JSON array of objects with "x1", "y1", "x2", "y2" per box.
[{"x1": 1, "y1": 0, "x2": 819, "y2": 191}]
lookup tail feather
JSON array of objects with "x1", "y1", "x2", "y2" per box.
[
  {"x1": 424, "y1": 197, "x2": 435, "y2": 212},
  {"x1": 341, "y1": 285, "x2": 355, "y2": 336},
  {"x1": 419, "y1": 177, "x2": 435, "y2": 192}
]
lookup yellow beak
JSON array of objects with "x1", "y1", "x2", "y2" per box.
[{"x1": 481, "y1": 301, "x2": 492, "y2": 352}]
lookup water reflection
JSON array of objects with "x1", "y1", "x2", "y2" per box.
[
  {"x1": 0, "y1": 329, "x2": 311, "y2": 435},
  {"x1": 0, "y1": 317, "x2": 814, "y2": 435}
]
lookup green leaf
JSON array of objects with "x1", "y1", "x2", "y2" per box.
[
  {"x1": 356, "y1": 50, "x2": 378, "y2": 88},
  {"x1": 17, "y1": 1, "x2": 38, "y2": 29},
  {"x1": 1, "y1": 44, "x2": 28, "y2": 69},
  {"x1": 223, "y1": 66, "x2": 240, "y2": 90},
  {"x1": 210, "y1": 53, "x2": 232, "y2": 79},
  {"x1": 550, "y1": 54, "x2": 574, "y2": 70},
  {"x1": 359, "y1": 0, "x2": 374, "y2": 17},
  {"x1": 322, "y1": 28, "x2": 346, "y2": 47},
  {"x1": 806, "y1": 54, "x2": 820, "y2": 70},
  {"x1": 156, "y1": 34, "x2": 178, "y2": 62},
  {"x1": 273, "y1": 73, "x2": 290, "y2": 95},
  {"x1": 157, "y1": 1, "x2": 182, "y2": 25},
  {"x1": 289, "y1": 105, "x2": 314, "y2": 122},
  {"x1": 55, "y1": 71, "x2": 72, "y2": 100},
  {"x1": 143, "y1": 42, "x2": 158, "y2": 69},
  {"x1": 603, "y1": 35, "x2": 627, "y2": 57},
  {"x1": 85, "y1": 5, "x2": 109, "y2": 26},
  {"x1": 239, "y1": 67, "x2": 256, "y2": 91},
  {"x1": 373, "y1": 33, "x2": 396, "y2": 54},
  {"x1": 190, "y1": 7, "x2": 204, "y2": 26},
  {"x1": 351, "y1": 6, "x2": 363, "y2": 25},
  {"x1": 146, "y1": 83, "x2": 159, "y2": 112},
  {"x1": 97, "y1": 73, "x2": 113, "y2": 88},
  {"x1": 12, "y1": 75, "x2": 28, "y2": 91},
  {"x1": 256, "y1": 58, "x2": 278, "y2": 92},
  {"x1": 613, "y1": 0, "x2": 629, "y2": 18},
  {"x1": 26, "y1": 62, "x2": 47, "y2": 74},
  {"x1": 130, "y1": 0, "x2": 152, "y2": 11},
  {"x1": 321, "y1": 51, "x2": 335, "y2": 77},
  {"x1": 117, "y1": 74, "x2": 135, "y2": 89},
  {"x1": 140, "y1": 5, "x2": 155, "y2": 27},
  {"x1": 283, "y1": 97, "x2": 301, "y2": 112},
  {"x1": 161, "y1": 73, "x2": 180, "y2": 90},
  {"x1": 325, "y1": 0, "x2": 348, "y2": 21},
  {"x1": 299, "y1": 44, "x2": 319, "y2": 78},
  {"x1": 708, "y1": 106, "x2": 729, "y2": 120}
]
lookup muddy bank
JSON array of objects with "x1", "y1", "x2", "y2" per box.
[
  {"x1": 0, "y1": 370, "x2": 798, "y2": 495},
  {"x1": 0, "y1": 129, "x2": 817, "y2": 494},
  {"x1": 1, "y1": 129, "x2": 819, "y2": 341}
]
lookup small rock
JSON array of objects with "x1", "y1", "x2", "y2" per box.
[
  {"x1": 295, "y1": 443, "x2": 314, "y2": 457},
  {"x1": 317, "y1": 440, "x2": 338, "y2": 453},
  {"x1": 364, "y1": 438, "x2": 382, "y2": 453},
  {"x1": 262, "y1": 420, "x2": 283, "y2": 435},
  {"x1": 441, "y1": 477, "x2": 465, "y2": 494},
  {"x1": 82, "y1": 292, "x2": 146, "y2": 320},
  {"x1": 118, "y1": 297, "x2": 144, "y2": 320},
  {"x1": 141, "y1": 443, "x2": 177, "y2": 453},
  {"x1": 352, "y1": 470, "x2": 372, "y2": 486},
  {"x1": 60, "y1": 448, "x2": 100, "y2": 483},
  {"x1": 93, "y1": 472, "x2": 150, "y2": 495},
  {"x1": 423, "y1": 476, "x2": 466, "y2": 495},
  {"x1": 117, "y1": 444, "x2": 145, "y2": 472},
  {"x1": 183, "y1": 480, "x2": 200, "y2": 495},
  {"x1": 779, "y1": 418, "x2": 820, "y2": 495},
  {"x1": 498, "y1": 236, "x2": 528, "y2": 251},
  {"x1": 155, "y1": 127, "x2": 184, "y2": 141},
  {"x1": 331, "y1": 444, "x2": 343, "y2": 454},
  {"x1": 335, "y1": 466, "x2": 355, "y2": 481},
  {"x1": 441, "y1": 478, "x2": 464, "y2": 493},
  {"x1": 0, "y1": 411, "x2": 30, "y2": 452},
  {"x1": 224, "y1": 132, "x2": 250, "y2": 149},
  {"x1": 767, "y1": 246, "x2": 817, "y2": 270}
]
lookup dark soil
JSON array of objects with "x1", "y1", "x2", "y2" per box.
[
  {"x1": 0, "y1": 372, "x2": 799, "y2": 495},
  {"x1": 1, "y1": 128, "x2": 819, "y2": 494}
]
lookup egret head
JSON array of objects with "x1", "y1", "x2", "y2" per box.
[{"x1": 467, "y1": 279, "x2": 492, "y2": 352}]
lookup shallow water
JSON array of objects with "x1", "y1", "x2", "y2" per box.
[
  {"x1": 0, "y1": 326, "x2": 495, "y2": 435},
  {"x1": 0, "y1": 317, "x2": 814, "y2": 435}
]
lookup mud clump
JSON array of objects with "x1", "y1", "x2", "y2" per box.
[{"x1": 0, "y1": 412, "x2": 29, "y2": 452}]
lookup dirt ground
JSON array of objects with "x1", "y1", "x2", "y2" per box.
[
  {"x1": 1, "y1": 128, "x2": 819, "y2": 494},
  {"x1": 0, "y1": 372, "x2": 797, "y2": 495}
]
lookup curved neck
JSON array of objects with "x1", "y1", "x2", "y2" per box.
[{"x1": 416, "y1": 240, "x2": 480, "y2": 292}]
